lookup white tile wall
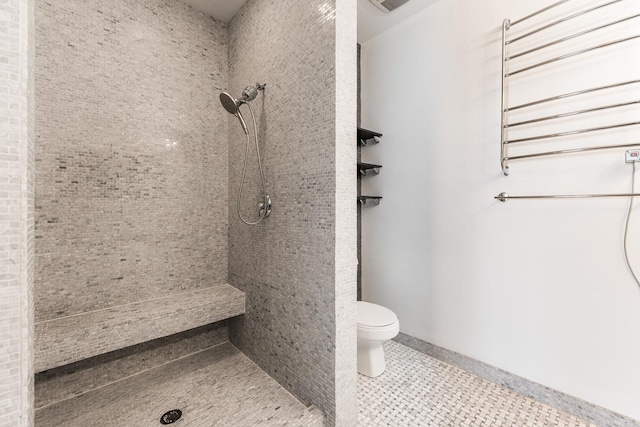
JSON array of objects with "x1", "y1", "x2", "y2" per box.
[
  {"x1": 0, "y1": 0, "x2": 34, "y2": 425},
  {"x1": 335, "y1": 0, "x2": 358, "y2": 424}
]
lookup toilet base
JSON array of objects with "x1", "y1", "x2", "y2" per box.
[{"x1": 357, "y1": 338, "x2": 386, "y2": 377}]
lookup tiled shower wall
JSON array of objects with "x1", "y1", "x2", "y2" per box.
[
  {"x1": 334, "y1": 0, "x2": 358, "y2": 424},
  {"x1": 0, "y1": 0, "x2": 34, "y2": 425},
  {"x1": 34, "y1": 0, "x2": 229, "y2": 323},
  {"x1": 227, "y1": 0, "x2": 357, "y2": 424}
]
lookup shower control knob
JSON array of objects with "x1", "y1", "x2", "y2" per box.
[{"x1": 258, "y1": 195, "x2": 272, "y2": 218}]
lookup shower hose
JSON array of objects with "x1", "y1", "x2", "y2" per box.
[
  {"x1": 624, "y1": 161, "x2": 640, "y2": 289},
  {"x1": 237, "y1": 101, "x2": 269, "y2": 226}
]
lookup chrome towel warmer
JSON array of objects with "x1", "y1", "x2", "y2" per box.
[{"x1": 498, "y1": 0, "x2": 640, "y2": 201}]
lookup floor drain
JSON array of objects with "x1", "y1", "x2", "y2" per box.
[{"x1": 160, "y1": 409, "x2": 182, "y2": 424}]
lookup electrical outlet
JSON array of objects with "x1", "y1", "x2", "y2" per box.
[{"x1": 626, "y1": 150, "x2": 640, "y2": 163}]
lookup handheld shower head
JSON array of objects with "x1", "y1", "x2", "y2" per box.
[
  {"x1": 220, "y1": 92, "x2": 241, "y2": 115},
  {"x1": 220, "y1": 84, "x2": 265, "y2": 135},
  {"x1": 235, "y1": 109, "x2": 249, "y2": 135},
  {"x1": 223, "y1": 82, "x2": 271, "y2": 226},
  {"x1": 219, "y1": 92, "x2": 249, "y2": 135}
]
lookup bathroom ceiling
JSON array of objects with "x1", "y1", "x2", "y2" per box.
[
  {"x1": 181, "y1": 0, "x2": 248, "y2": 23},
  {"x1": 181, "y1": 0, "x2": 440, "y2": 41},
  {"x1": 357, "y1": 0, "x2": 441, "y2": 43}
]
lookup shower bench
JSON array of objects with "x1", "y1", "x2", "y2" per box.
[{"x1": 34, "y1": 284, "x2": 245, "y2": 373}]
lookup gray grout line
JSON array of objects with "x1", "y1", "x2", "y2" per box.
[{"x1": 394, "y1": 332, "x2": 640, "y2": 427}]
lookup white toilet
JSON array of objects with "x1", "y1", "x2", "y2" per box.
[{"x1": 357, "y1": 301, "x2": 399, "y2": 377}]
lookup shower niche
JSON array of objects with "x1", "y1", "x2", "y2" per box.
[{"x1": 357, "y1": 127, "x2": 383, "y2": 206}]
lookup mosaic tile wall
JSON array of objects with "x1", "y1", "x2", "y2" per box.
[
  {"x1": 35, "y1": 322, "x2": 229, "y2": 410},
  {"x1": 34, "y1": 0, "x2": 229, "y2": 323},
  {"x1": 22, "y1": 0, "x2": 35, "y2": 422},
  {"x1": 334, "y1": 0, "x2": 358, "y2": 424},
  {"x1": 227, "y1": 0, "x2": 357, "y2": 424},
  {"x1": 0, "y1": 0, "x2": 35, "y2": 425}
]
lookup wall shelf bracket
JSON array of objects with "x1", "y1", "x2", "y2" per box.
[
  {"x1": 358, "y1": 196, "x2": 382, "y2": 206},
  {"x1": 358, "y1": 127, "x2": 382, "y2": 146},
  {"x1": 358, "y1": 162, "x2": 382, "y2": 176}
]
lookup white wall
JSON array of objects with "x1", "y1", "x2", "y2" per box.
[{"x1": 360, "y1": 0, "x2": 640, "y2": 419}]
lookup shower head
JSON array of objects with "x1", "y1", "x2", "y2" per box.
[
  {"x1": 220, "y1": 92, "x2": 241, "y2": 115},
  {"x1": 220, "y1": 84, "x2": 266, "y2": 135},
  {"x1": 219, "y1": 92, "x2": 249, "y2": 135}
]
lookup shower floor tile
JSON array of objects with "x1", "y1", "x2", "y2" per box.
[
  {"x1": 358, "y1": 341, "x2": 595, "y2": 427},
  {"x1": 35, "y1": 342, "x2": 323, "y2": 427}
]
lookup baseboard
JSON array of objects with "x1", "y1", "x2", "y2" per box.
[{"x1": 394, "y1": 333, "x2": 640, "y2": 427}]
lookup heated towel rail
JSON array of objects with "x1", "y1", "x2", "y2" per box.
[
  {"x1": 498, "y1": 0, "x2": 640, "y2": 201},
  {"x1": 500, "y1": 0, "x2": 640, "y2": 176}
]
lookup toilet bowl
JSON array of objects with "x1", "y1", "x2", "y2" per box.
[{"x1": 357, "y1": 301, "x2": 399, "y2": 377}]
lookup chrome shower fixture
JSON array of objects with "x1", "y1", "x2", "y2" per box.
[
  {"x1": 219, "y1": 82, "x2": 271, "y2": 226},
  {"x1": 219, "y1": 83, "x2": 265, "y2": 135},
  {"x1": 241, "y1": 82, "x2": 265, "y2": 103},
  {"x1": 219, "y1": 83, "x2": 265, "y2": 114}
]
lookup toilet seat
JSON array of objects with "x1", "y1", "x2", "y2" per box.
[
  {"x1": 358, "y1": 321, "x2": 399, "y2": 341},
  {"x1": 357, "y1": 301, "x2": 399, "y2": 341},
  {"x1": 357, "y1": 301, "x2": 398, "y2": 327}
]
